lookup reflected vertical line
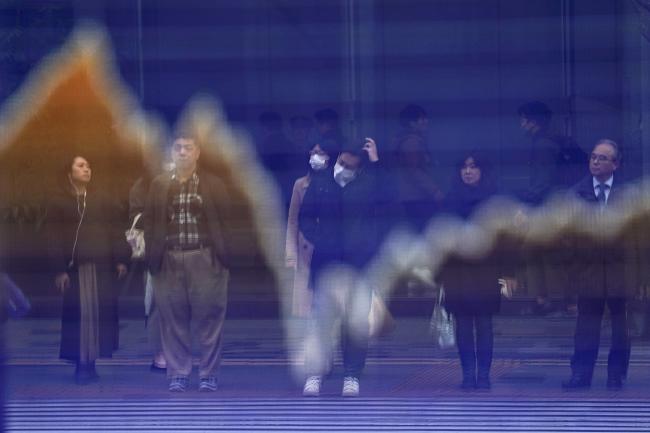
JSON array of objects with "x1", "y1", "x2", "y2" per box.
[{"x1": 137, "y1": 0, "x2": 144, "y2": 103}]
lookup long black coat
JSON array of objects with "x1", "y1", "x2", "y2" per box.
[
  {"x1": 568, "y1": 175, "x2": 641, "y2": 299},
  {"x1": 437, "y1": 181, "x2": 504, "y2": 315},
  {"x1": 46, "y1": 189, "x2": 130, "y2": 361}
]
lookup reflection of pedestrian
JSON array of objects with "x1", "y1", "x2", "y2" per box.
[
  {"x1": 393, "y1": 104, "x2": 443, "y2": 231},
  {"x1": 562, "y1": 139, "x2": 637, "y2": 390},
  {"x1": 145, "y1": 137, "x2": 232, "y2": 393},
  {"x1": 129, "y1": 175, "x2": 166, "y2": 372},
  {"x1": 258, "y1": 112, "x2": 295, "y2": 211},
  {"x1": 439, "y1": 151, "x2": 501, "y2": 390},
  {"x1": 285, "y1": 140, "x2": 339, "y2": 318},
  {"x1": 517, "y1": 101, "x2": 570, "y2": 314},
  {"x1": 300, "y1": 137, "x2": 386, "y2": 397},
  {"x1": 46, "y1": 155, "x2": 129, "y2": 384}
]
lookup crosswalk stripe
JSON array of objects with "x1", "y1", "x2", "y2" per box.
[{"x1": 6, "y1": 399, "x2": 650, "y2": 432}]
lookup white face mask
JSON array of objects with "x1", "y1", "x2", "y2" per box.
[
  {"x1": 333, "y1": 161, "x2": 356, "y2": 187},
  {"x1": 309, "y1": 153, "x2": 328, "y2": 171}
]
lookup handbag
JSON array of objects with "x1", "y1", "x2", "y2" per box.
[
  {"x1": 125, "y1": 213, "x2": 145, "y2": 259},
  {"x1": 429, "y1": 286, "x2": 456, "y2": 349}
]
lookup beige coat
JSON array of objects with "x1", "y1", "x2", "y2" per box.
[{"x1": 285, "y1": 175, "x2": 314, "y2": 317}]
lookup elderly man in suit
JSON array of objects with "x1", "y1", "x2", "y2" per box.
[{"x1": 562, "y1": 138, "x2": 639, "y2": 390}]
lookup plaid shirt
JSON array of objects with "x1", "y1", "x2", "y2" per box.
[{"x1": 166, "y1": 172, "x2": 208, "y2": 248}]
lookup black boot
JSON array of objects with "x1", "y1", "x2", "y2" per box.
[
  {"x1": 75, "y1": 361, "x2": 99, "y2": 385},
  {"x1": 561, "y1": 372, "x2": 591, "y2": 390},
  {"x1": 458, "y1": 351, "x2": 476, "y2": 390},
  {"x1": 475, "y1": 315, "x2": 493, "y2": 390},
  {"x1": 460, "y1": 372, "x2": 476, "y2": 390},
  {"x1": 476, "y1": 370, "x2": 491, "y2": 390}
]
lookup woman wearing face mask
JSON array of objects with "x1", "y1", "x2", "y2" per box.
[
  {"x1": 437, "y1": 151, "x2": 503, "y2": 391},
  {"x1": 285, "y1": 140, "x2": 339, "y2": 317},
  {"x1": 299, "y1": 137, "x2": 391, "y2": 397},
  {"x1": 46, "y1": 155, "x2": 130, "y2": 384}
]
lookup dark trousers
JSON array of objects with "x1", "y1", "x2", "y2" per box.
[
  {"x1": 455, "y1": 313, "x2": 494, "y2": 378},
  {"x1": 571, "y1": 296, "x2": 630, "y2": 380}
]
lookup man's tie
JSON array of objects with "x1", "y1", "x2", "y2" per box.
[{"x1": 596, "y1": 183, "x2": 609, "y2": 210}]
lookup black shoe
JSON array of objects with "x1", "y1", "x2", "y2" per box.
[
  {"x1": 533, "y1": 300, "x2": 555, "y2": 316},
  {"x1": 460, "y1": 377, "x2": 476, "y2": 390},
  {"x1": 75, "y1": 363, "x2": 99, "y2": 385},
  {"x1": 561, "y1": 375, "x2": 591, "y2": 390},
  {"x1": 606, "y1": 376, "x2": 623, "y2": 390},
  {"x1": 476, "y1": 375, "x2": 491, "y2": 390},
  {"x1": 150, "y1": 362, "x2": 166, "y2": 373}
]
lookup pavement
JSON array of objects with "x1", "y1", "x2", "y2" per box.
[{"x1": 4, "y1": 308, "x2": 650, "y2": 432}]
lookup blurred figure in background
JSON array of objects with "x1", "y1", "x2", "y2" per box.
[
  {"x1": 128, "y1": 166, "x2": 167, "y2": 372},
  {"x1": 46, "y1": 155, "x2": 129, "y2": 384},
  {"x1": 314, "y1": 108, "x2": 345, "y2": 143},
  {"x1": 393, "y1": 104, "x2": 444, "y2": 232},
  {"x1": 289, "y1": 115, "x2": 314, "y2": 157},
  {"x1": 258, "y1": 111, "x2": 295, "y2": 211},
  {"x1": 517, "y1": 101, "x2": 575, "y2": 315}
]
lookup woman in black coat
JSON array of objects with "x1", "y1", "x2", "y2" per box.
[
  {"x1": 438, "y1": 151, "x2": 501, "y2": 390},
  {"x1": 46, "y1": 155, "x2": 129, "y2": 384}
]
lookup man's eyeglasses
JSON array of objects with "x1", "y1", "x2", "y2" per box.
[{"x1": 590, "y1": 153, "x2": 614, "y2": 163}]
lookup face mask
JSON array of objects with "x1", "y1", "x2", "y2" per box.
[
  {"x1": 309, "y1": 153, "x2": 328, "y2": 171},
  {"x1": 333, "y1": 161, "x2": 356, "y2": 187}
]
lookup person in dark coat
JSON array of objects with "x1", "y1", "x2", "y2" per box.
[
  {"x1": 46, "y1": 155, "x2": 129, "y2": 384},
  {"x1": 562, "y1": 139, "x2": 640, "y2": 390},
  {"x1": 437, "y1": 151, "x2": 502, "y2": 390},
  {"x1": 517, "y1": 101, "x2": 571, "y2": 315},
  {"x1": 299, "y1": 137, "x2": 389, "y2": 397},
  {"x1": 128, "y1": 171, "x2": 168, "y2": 372},
  {"x1": 392, "y1": 104, "x2": 444, "y2": 232}
]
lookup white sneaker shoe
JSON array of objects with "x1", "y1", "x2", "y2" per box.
[
  {"x1": 342, "y1": 376, "x2": 359, "y2": 397},
  {"x1": 303, "y1": 375, "x2": 321, "y2": 397}
]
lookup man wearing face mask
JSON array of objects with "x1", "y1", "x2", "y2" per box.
[
  {"x1": 285, "y1": 139, "x2": 340, "y2": 318},
  {"x1": 299, "y1": 137, "x2": 391, "y2": 397}
]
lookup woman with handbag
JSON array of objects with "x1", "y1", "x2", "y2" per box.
[
  {"x1": 128, "y1": 173, "x2": 167, "y2": 372},
  {"x1": 437, "y1": 151, "x2": 502, "y2": 390},
  {"x1": 46, "y1": 155, "x2": 129, "y2": 384}
]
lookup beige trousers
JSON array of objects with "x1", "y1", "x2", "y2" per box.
[{"x1": 153, "y1": 247, "x2": 229, "y2": 379}]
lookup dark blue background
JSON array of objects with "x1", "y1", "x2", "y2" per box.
[{"x1": 1, "y1": 0, "x2": 646, "y2": 191}]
